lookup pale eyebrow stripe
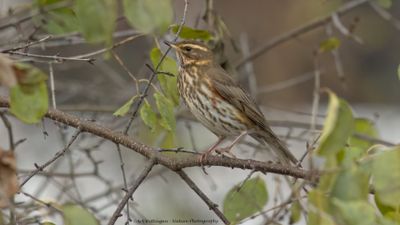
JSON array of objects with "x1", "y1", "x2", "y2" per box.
[{"x1": 181, "y1": 44, "x2": 209, "y2": 52}]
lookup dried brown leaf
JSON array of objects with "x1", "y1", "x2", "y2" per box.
[
  {"x1": 0, "y1": 148, "x2": 18, "y2": 208},
  {"x1": 0, "y1": 54, "x2": 17, "y2": 87}
]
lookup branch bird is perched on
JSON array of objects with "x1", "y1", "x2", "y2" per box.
[{"x1": 166, "y1": 40, "x2": 298, "y2": 165}]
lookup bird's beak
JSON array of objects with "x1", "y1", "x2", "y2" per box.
[{"x1": 164, "y1": 40, "x2": 178, "y2": 49}]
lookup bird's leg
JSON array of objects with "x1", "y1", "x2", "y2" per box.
[
  {"x1": 199, "y1": 137, "x2": 225, "y2": 171},
  {"x1": 216, "y1": 131, "x2": 249, "y2": 157}
]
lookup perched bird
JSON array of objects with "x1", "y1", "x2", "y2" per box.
[{"x1": 166, "y1": 40, "x2": 297, "y2": 165}]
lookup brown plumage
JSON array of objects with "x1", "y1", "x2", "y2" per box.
[{"x1": 167, "y1": 40, "x2": 297, "y2": 164}]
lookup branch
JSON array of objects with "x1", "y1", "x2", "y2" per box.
[
  {"x1": 19, "y1": 129, "x2": 81, "y2": 188},
  {"x1": 177, "y1": 170, "x2": 230, "y2": 225},
  {"x1": 0, "y1": 97, "x2": 314, "y2": 180},
  {"x1": 235, "y1": 0, "x2": 368, "y2": 68},
  {"x1": 107, "y1": 159, "x2": 156, "y2": 225},
  {"x1": 122, "y1": 0, "x2": 189, "y2": 134}
]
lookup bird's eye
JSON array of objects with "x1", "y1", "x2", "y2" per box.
[{"x1": 184, "y1": 46, "x2": 192, "y2": 52}]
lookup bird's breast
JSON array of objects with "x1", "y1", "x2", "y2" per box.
[{"x1": 178, "y1": 69, "x2": 249, "y2": 136}]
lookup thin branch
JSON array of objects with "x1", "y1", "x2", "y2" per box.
[
  {"x1": 107, "y1": 159, "x2": 156, "y2": 225},
  {"x1": 257, "y1": 72, "x2": 315, "y2": 95},
  {"x1": 115, "y1": 144, "x2": 131, "y2": 223},
  {"x1": 0, "y1": 112, "x2": 14, "y2": 151},
  {"x1": 122, "y1": 0, "x2": 189, "y2": 135},
  {"x1": 19, "y1": 129, "x2": 81, "y2": 187},
  {"x1": 235, "y1": 0, "x2": 369, "y2": 68},
  {"x1": 6, "y1": 51, "x2": 94, "y2": 63},
  {"x1": 369, "y1": 1, "x2": 400, "y2": 30},
  {"x1": 177, "y1": 170, "x2": 230, "y2": 225},
  {"x1": 48, "y1": 62, "x2": 56, "y2": 109},
  {"x1": 6, "y1": 34, "x2": 144, "y2": 63},
  {"x1": 0, "y1": 35, "x2": 51, "y2": 53}
]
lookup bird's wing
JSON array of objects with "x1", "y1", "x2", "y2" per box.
[
  {"x1": 208, "y1": 65, "x2": 298, "y2": 165},
  {"x1": 207, "y1": 65, "x2": 268, "y2": 131}
]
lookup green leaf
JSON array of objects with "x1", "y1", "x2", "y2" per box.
[
  {"x1": 171, "y1": 25, "x2": 213, "y2": 41},
  {"x1": 372, "y1": 148, "x2": 400, "y2": 208},
  {"x1": 375, "y1": 193, "x2": 400, "y2": 217},
  {"x1": 385, "y1": 212, "x2": 400, "y2": 223},
  {"x1": 61, "y1": 203, "x2": 99, "y2": 225},
  {"x1": 378, "y1": 217, "x2": 400, "y2": 225},
  {"x1": 139, "y1": 99, "x2": 158, "y2": 132},
  {"x1": 123, "y1": 0, "x2": 173, "y2": 34},
  {"x1": 397, "y1": 64, "x2": 400, "y2": 80},
  {"x1": 161, "y1": 131, "x2": 175, "y2": 148},
  {"x1": 376, "y1": 0, "x2": 393, "y2": 9},
  {"x1": 332, "y1": 199, "x2": 376, "y2": 225},
  {"x1": 10, "y1": 83, "x2": 48, "y2": 124},
  {"x1": 150, "y1": 48, "x2": 179, "y2": 105},
  {"x1": 113, "y1": 95, "x2": 138, "y2": 117},
  {"x1": 317, "y1": 156, "x2": 338, "y2": 192},
  {"x1": 10, "y1": 63, "x2": 49, "y2": 124},
  {"x1": 290, "y1": 201, "x2": 302, "y2": 224},
  {"x1": 154, "y1": 92, "x2": 176, "y2": 132},
  {"x1": 330, "y1": 165, "x2": 370, "y2": 201},
  {"x1": 42, "y1": 222, "x2": 56, "y2": 225},
  {"x1": 317, "y1": 90, "x2": 354, "y2": 156},
  {"x1": 319, "y1": 37, "x2": 341, "y2": 52},
  {"x1": 34, "y1": 0, "x2": 79, "y2": 34},
  {"x1": 74, "y1": 0, "x2": 116, "y2": 44},
  {"x1": 337, "y1": 147, "x2": 365, "y2": 168},
  {"x1": 349, "y1": 118, "x2": 379, "y2": 149},
  {"x1": 223, "y1": 177, "x2": 268, "y2": 224},
  {"x1": 307, "y1": 190, "x2": 336, "y2": 225}
]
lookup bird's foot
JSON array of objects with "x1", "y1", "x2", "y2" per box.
[{"x1": 199, "y1": 151, "x2": 212, "y2": 174}]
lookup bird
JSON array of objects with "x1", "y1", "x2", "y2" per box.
[{"x1": 166, "y1": 40, "x2": 298, "y2": 165}]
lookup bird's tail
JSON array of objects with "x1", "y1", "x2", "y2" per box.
[{"x1": 252, "y1": 129, "x2": 298, "y2": 165}]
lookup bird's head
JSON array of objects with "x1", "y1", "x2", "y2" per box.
[{"x1": 166, "y1": 40, "x2": 214, "y2": 66}]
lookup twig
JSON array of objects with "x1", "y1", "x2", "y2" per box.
[
  {"x1": 6, "y1": 34, "x2": 144, "y2": 63},
  {"x1": 107, "y1": 159, "x2": 156, "y2": 225},
  {"x1": 115, "y1": 144, "x2": 131, "y2": 223},
  {"x1": 257, "y1": 72, "x2": 315, "y2": 95},
  {"x1": 7, "y1": 51, "x2": 94, "y2": 63},
  {"x1": 235, "y1": 0, "x2": 369, "y2": 68},
  {"x1": 19, "y1": 129, "x2": 81, "y2": 187},
  {"x1": 48, "y1": 62, "x2": 56, "y2": 109},
  {"x1": 122, "y1": 0, "x2": 189, "y2": 135},
  {"x1": 369, "y1": 1, "x2": 400, "y2": 30},
  {"x1": 310, "y1": 57, "x2": 321, "y2": 132},
  {"x1": 0, "y1": 112, "x2": 14, "y2": 151},
  {"x1": 177, "y1": 170, "x2": 230, "y2": 225},
  {"x1": 0, "y1": 35, "x2": 51, "y2": 53}
]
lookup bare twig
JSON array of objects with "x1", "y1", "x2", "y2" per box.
[
  {"x1": 369, "y1": 1, "x2": 400, "y2": 30},
  {"x1": 19, "y1": 129, "x2": 81, "y2": 187},
  {"x1": 177, "y1": 170, "x2": 230, "y2": 225},
  {"x1": 6, "y1": 34, "x2": 144, "y2": 63},
  {"x1": 235, "y1": 0, "x2": 369, "y2": 68},
  {"x1": 107, "y1": 159, "x2": 156, "y2": 225},
  {"x1": 48, "y1": 62, "x2": 56, "y2": 109},
  {"x1": 0, "y1": 35, "x2": 51, "y2": 53},
  {"x1": 0, "y1": 112, "x2": 14, "y2": 151}
]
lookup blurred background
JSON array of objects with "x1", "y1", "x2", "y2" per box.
[{"x1": 0, "y1": 0, "x2": 399, "y2": 224}]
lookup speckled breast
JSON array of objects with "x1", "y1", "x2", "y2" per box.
[{"x1": 177, "y1": 66, "x2": 248, "y2": 137}]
